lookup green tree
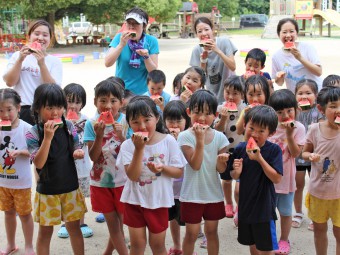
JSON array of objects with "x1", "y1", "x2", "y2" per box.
[{"x1": 238, "y1": 0, "x2": 269, "y2": 15}]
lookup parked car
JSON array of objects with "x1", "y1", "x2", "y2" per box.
[
  {"x1": 69, "y1": 22, "x2": 92, "y2": 34},
  {"x1": 240, "y1": 14, "x2": 268, "y2": 28}
]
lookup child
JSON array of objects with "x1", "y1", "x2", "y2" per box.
[
  {"x1": 0, "y1": 88, "x2": 34, "y2": 255},
  {"x1": 26, "y1": 84, "x2": 86, "y2": 254},
  {"x1": 163, "y1": 100, "x2": 191, "y2": 255},
  {"x1": 215, "y1": 75, "x2": 246, "y2": 223},
  {"x1": 83, "y1": 80, "x2": 130, "y2": 255},
  {"x1": 117, "y1": 96, "x2": 186, "y2": 254},
  {"x1": 268, "y1": 89, "x2": 306, "y2": 254},
  {"x1": 178, "y1": 90, "x2": 230, "y2": 255},
  {"x1": 322, "y1": 74, "x2": 340, "y2": 88},
  {"x1": 170, "y1": 73, "x2": 184, "y2": 101},
  {"x1": 56, "y1": 83, "x2": 93, "y2": 239},
  {"x1": 144, "y1": 69, "x2": 171, "y2": 112},
  {"x1": 120, "y1": 89, "x2": 135, "y2": 114},
  {"x1": 293, "y1": 79, "x2": 324, "y2": 230},
  {"x1": 236, "y1": 75, "x2": 271, "y2": 135},
  {"x1": 228, "y1": 105, "x2": 283, "y2": 255},
  {"x1": 302, "y1": 86, "x2": 340, "y2": 255},
  {"x1": 179, "y1": 66, "x2": 206, "y2": 104}
]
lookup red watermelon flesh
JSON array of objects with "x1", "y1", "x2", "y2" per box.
[
  {"x1": 150, "y1": 94, "x2": 163, "y2": 101},
  {"x1": 335, "y1": 116, "x2": 340, "y2": 125},
  {"x1": 66, "y1": 110, "x2": 79, "y2": 121},
  {"x1": 224, "y1": 102, "x2": 238, "y2": 112},
  {"x1": 52, "y1": 118, "x2": 63, "y2": 128},
  {"x1": 194, "y1": 122, "x2": 209, "y2": 130},
  {"x1": 246, "y1": 137, "x2": 258, "y2": 153},
  {"x1": 245, "y1": 71, "x2": 256, "y2": 79},
  {"x1": 133, "y1": 131, "x2": 149, "y2": 141},
  {"x1": 298, "y1": 99, "x2": 311, "y2": 110},
  {"x1": 0, "y1": 120, "x2": 12, "y2": 131},
  {"x1": 98, "y1": 111, "x2": 115, "y2": 126},
  {"x1": 284, "y1": 41, "x2": 295, "y2": 49},
  {"x1": 28, "y1": 41, "x2": 42, "y2": 52},
  {"x1": 249, "y1": 103, "x2": 261, "y2": 108}
]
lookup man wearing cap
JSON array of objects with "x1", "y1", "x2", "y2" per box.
[{"x1": 105, "y1": 7, "x2": 159, "y2": 95}]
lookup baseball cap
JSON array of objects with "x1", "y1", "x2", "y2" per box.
[{"x1": 125, "y1": 12, "x2": 147, "y2": 24}]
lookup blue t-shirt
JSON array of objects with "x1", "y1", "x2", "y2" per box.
[
  {"x1": 226, "y1": 140, "x2": 283, "y2": 224},
  {"x1": 143, "y1": 90, "x2": 171, "y2": 112},
  {"x1": 110, "y1": 34, "x2": 159, "y2": 95}
]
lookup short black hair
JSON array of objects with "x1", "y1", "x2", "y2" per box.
[
  {"x1": 317, "y1": 86, "x2": 340, "y2": 108},
  {"x1": 183, "y1": 66, "x2": 206, "y2": 87},
  {"x1": 32, "y1": 84, "x2": 67, "y2": 114},
  {"x1": 189, "y1": 89, "x2": 218, "y2": 115},
  {"x1": 63, "y1": 83, "x2": 86, "y2": 109},
  {"x1": 244, "y1": 75, "x2": 271, "y2": 104},
  {"x1": 245, "y1": 105, "x2": 278, "y2": 134},
  {"x1": 224, "y1": 75, "x2": 245, "y2": 94},
  {"x1": 94, "y1": 79, "x2": 123, "y2": 101},
  {"x1": 277, "y1": 18, "x2": 299, "y2": 36},
  {"x1": 147, "y1": 69, "x2": 166, "y2": 85},
  {"x1": 106, "y1": 76, "x2": 125, "y2": 88},
  {"x1": 322, "y1": 74, "x2": 340, "y2": 88},
  {"x1": 295, "y1": 79, "x2": 318, "y2": 95},
  {"x1": 0, "y1": 88, "x2": 21, "y2": 106},
  {"x1": 163, "y1": 100, "x2": 191, "y2": 130},
  {"x1": 245, "y1": 48, "x2": 266, "y2": 67},
  {"x1": 269, "y1": 89, "x2": 297, "y2": 111}
]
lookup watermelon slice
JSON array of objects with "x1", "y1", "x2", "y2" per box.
[
  {"x1": 199, "y1": 38, "x2": 209, "y2": 47},
  {"x1": 298, "y1": 99, "x2": 311, "y2": 110},
  {"x1": 284, "y1": 41, "x2": 295, "y2": 50},
  {"x1": 224, "y1": 102, "x2": 238, "y2": 113},
  {"x1": 246, "y1": 137, "x2": 258, "y2": 153},
  {"x1": 0, "y1": 120, "x2": 11, "y2": 131},
  {"x1": 66, "y1": 110, "x2": 79, "y2": 121},
  {"x1": 28, "y1": 41, "x2": 42, "y2": 53},
  {"x1": 282, "y1": 118, "x2": 295, "y2": 127},
  {"x1": 181, "y1": 85, "x2": 192, "y2": 93},
  {"x1": 194, "y1": 122, "x2": 209, "y2": 130},
  {"x1": 98, "y1": 111, "x2": 115, "y2": 126},
  {"x1": 127, "y1": 30, "x2": 136, "y2": 37},
  {"x1": 244, "y1": 71, "x2": 256, "y2": 79},
  {"x1": 249, "y1": 103, "x2": 261, "y2": 108},
  {"x1": 150, "y1": 94, "x2": 163, "y2": 102},
  {"x1": 53, "y1": 118, "x2": 63, "y2": 128},
  {"x1": 133, "y1": 131, "x2": 149, "y2": 141},
  {"x1": 169, "y1": 127, "x2": 180, "y2": 134},
  {"x1": 335, "y1": 116, "x2": 340, "y2": 125}
]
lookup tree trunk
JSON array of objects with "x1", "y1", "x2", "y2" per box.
[{"x1": 46, "y1": 11, "x2": 61, "y2": 47}]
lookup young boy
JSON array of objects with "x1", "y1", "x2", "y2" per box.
[
  {"x1": 227, "y1": 105, "x2": 283, "y2": 255},
  {"x1": 144, "y1": 69, "x2": 171, "y2": 112}
]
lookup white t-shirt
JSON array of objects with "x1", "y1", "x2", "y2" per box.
[
  {"x1": 117, "y1": 134, "x2": 187, "y2": 209},
  {"x1": 3, "y1": 52, "x2": 63, "y2": 105},
  {"x1": 0, "y1": 120, "x2": 32, "y2": 189},
  {"x1": 178, "y1": 129, "x2": 229, "y2": 203},
  {"x1": 272, "y1": 41, "x2": 322, "y2": 92}
]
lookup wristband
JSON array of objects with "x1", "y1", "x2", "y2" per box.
[
  {"x1": 143, "y1": 55, "x2": 150, "y2": 60},
  {"x1": 200, "y1": 57, "x2": 208, "y2": 63}
]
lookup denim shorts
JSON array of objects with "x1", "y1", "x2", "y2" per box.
[{"x1": 276, "y1": 192, "x2": 294, "y2": 217}]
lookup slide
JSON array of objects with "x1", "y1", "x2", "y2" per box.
[{"x1": 313, "y1": 9, "x2": 340, "y2": 28}]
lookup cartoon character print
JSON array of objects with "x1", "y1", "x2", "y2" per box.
[
  {"x1": 270, "y1": 137, "x2": 290, "y2": 163},
  {"x1": 283, "y1": 62, "x2": 306, "y2": 84},
  {"x1": 74, "y1": 119, "x2": 87, "y2": 149},
  {"x1": 0, "y1": 136, "x2": 17, "y2": 174},
  {"x1": 321, "y1": 157, "x2": 336, "y2": 182},
  {"x1": 138, "y1": 153, "x2": 165, "y2": 186}
]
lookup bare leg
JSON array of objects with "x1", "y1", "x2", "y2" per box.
[
  {"x1": 19, "y1": 213, "x2": 35, "y2": 254},
  {"x1": 182, "y1": 223, "x2": 200, "y2": 255},
  {"x1": 149, "y1": 230, "x2": 167, "y2": 255},
  {"x1": 222, "y1": 180, "x2": 233, "y2": 205},
  {"x1": 333, "y1": 225, "x2": 340, "y2": 255},
  {"x1": 280, "y1": 215, "x2": 292, "y2": 241},
  {"x1": 3, "y1": 209, "x2": 17, "y2": 253},
  {"x1": 36, "y1": 225, "x2": 53, "y2": 255},
  {"x1": 314, "y1": 222, "x2": 328, "y2": 255},
  {"x1": 204, "y1": 220, "x2": 219, "y2": 255},
  {"x1": 103, "y1": 239, "x2": 115, "y2": 255},
  {"x1": 65, "y1": 220, "x2": 84, "y2": 255},
  {"x1": 169, "y1": 219, "x2": 181, "y2": 250},
  {"x1": 128, "y1": 226, "x2": 147, "y2": 255},
  {"x1": 250, "y1": 245, "x2": 275, "y2": 255},
  {"x1": 293, "y1": 171, "x2": 305, "y2": 217},
  {"x1": 234, "y1": 181, "x2": 240, "y2": 205}
]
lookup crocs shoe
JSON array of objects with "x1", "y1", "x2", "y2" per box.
[
  {"x1": 57, "y1": 224, "x2": 69, "y2": 238},
  {"x1": 200, "y1": 236, "x2": 207, "y2": 249},
  {"x1": 95, "y1": 213, "x2": 105, "y2": 223},
  {"x1": 275, "y1": 240, "x2": 290, "y2": 254},
  {"x1": 225, "y1": 204, "x2": 234, "y2": 218},
  {"x1": 80, "y1": 224, "x2": 93, "y2": 238},
  {"x1": 167, "y1": 247, "x2": 183, "y2": 255}
]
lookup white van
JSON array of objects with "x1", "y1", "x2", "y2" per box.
[{"x1": 69, "y1": 22, "x2": 92, "y2": 34}]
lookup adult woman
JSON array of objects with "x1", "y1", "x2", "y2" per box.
[
  {"x1": 190, "y1": 17, "x2": 237, "y2": 103},
  {"x1": 272, "y1": 18, "x2": 322, "y2": 92},
  {"x1": 105, "y1": 7, "x2": 159, "y2": 95},
  {"x1": 3, "y1": 20, "x2": 63, "y2": 125}
]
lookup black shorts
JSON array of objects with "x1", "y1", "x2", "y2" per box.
[
  {"x1": 296, "y1": 165, "x2": 311, "y2": 172},
  {"x1": 168, "y1": 199, "x2": 185, "y2": 226},
  {"x1": 20, "y1": 105, "x2": 35, "y2": 125},
  {"x1": 238, "y1": 220, "x2": 278, "y2": 252}
]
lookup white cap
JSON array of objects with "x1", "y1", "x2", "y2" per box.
[{"x1": 125, "y1": 12, "x2": 147, "y2": 24}]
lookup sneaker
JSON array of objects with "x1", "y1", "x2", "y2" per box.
[
  {"x1": 225, "y1": 204, "x2": 234, "y2": 218},
  {"x1": 197, "y1": 230, "x2": 205, "y2": 239},
  {"x1": 95, "y1": 213, "x2": 105, "y2": 223},
  {"x1": 200, "y1": 236, "x2": 207, "y2": 249}
]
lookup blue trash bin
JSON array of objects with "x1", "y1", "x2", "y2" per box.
[
  {"x1": 92, "y1": 52, "x2": 100, "y2": 59},
  {"x1": 72, "y1": 56, "x2": 80, "y2": 64},
  {"x1": 78, "y1": 55, "x2": 85, "y2": 62}
]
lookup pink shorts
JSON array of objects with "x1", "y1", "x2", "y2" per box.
[
  {"x1": 123, "y1": 203, "x2": 168, "y2": 234},
  {"x1": 181, "y1": 201, "x2": 225, "y2": 224},
  {"x1": 90, "y1": 186, "x2": 124, "y2": 214}
]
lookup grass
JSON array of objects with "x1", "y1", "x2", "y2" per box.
[{"x1": 223, "y1": 28, "x2": 264, "y2": 36}]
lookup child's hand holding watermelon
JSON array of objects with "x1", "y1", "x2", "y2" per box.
[
  {"x1": 44, "y1": 120, "x2": 59, "y2": 141},
  {"x1": 93, "y1": 121, "x2": 106, "y2": 139},
  {"x1": 113, "y1": 123, "x2": 125, "y2": 141}
]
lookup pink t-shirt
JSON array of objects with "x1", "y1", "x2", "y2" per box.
[
  {"x1": 306, "y1": 123, "x2": 340, "y2": 200},
  {"x1": 268, "y1": 121, "x2": 305, "y2": 194}
]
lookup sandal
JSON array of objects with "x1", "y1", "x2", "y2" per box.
[
  {"x1": 233, "y1": 211, "x2": 239, "y2": 228},
  {"x1": 0, "y1": 247, "x2": 19, "y2": 255},
  {"x1": 292, "y1": 213, "x2": 304, "y2": 228},
  {"x1": 308, "y1": 221, "x2": 314, "y2": 231},
  {"x1": 80, "y1": 224, "x2": 93, "y2": 238},
  {"x1": 225, "y1": 204, "x2": 234, "y2": 218},
  {"x1": 275, "y1": 240, "x2": 290, "y2": 254},
  {"x1": 57, "y1": 224, "x2": 69, "y2": 238},
  {"x1": 167, "y1": 248, "x2": 183, "y2": 255},
  {"x1": 200, "y1": 236, "x2": 207, "y2": 249},
  {"x1": 95, "y1": 213, "x2": 105, "y2": 223}
]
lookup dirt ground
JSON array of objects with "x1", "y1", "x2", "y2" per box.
[{"x1": 0, "y1": 35, "x2": 339, "y2": 254}]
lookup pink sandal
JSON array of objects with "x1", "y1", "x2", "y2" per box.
[
  {"x1": 225, "y1": 204, "x2": 234, "y2": 218},
  {"x1": 167, "y1": 248, "x2": 182, "y2": 255},
  {"x1": 275, "y1": 240, "x2": 290, "y2": 254}
]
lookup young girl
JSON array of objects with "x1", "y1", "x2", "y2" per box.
[
  {"x1": 170, "y1": 73, "x2": 184, "y2": 101},
  {"x1": 56, "y1": 83, "x2": 93, "y2": 239},
  {"x1": 322, "y1": 74, "x2": 340, "y2": 88},
  {"x1": 84, "y1": 80, "x2": 130, "y2": 255},
  {"x1": 178, "y1": 90, "x2": 230, "y2": 255},
  {"x1": 293, "y1": 79, "x2": 324, "y2": 230},
  {"x1": 236, "y1": 75, "x2": 271, "y2": 135},
  {"x1": 0, "y1": 89, "x2": 34, "y2": 255},
  {"x1": 117, "y1": 96, "x2": 186, "y2": 255},
  {"x1": 163, "y1": 100, "x2": 191, "y2": 255},
  {"x1": 179, "y1": 66, "x2": 206, "y2": 104},
  {"x1": 26, "y1": 84, "x2": 86, "y2": 254},
  {"x1": 268, "y1": 89, "x2": 306, "y2": 254},
  {"x1": 302, "y1": 86, "x2": 340, "y2": 255},
  {"x1": 215, "y1": 75, "x2": 246, "y2": 225}
]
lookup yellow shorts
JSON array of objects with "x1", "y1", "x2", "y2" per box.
[
  {"x1": 305, "y1": 193, "x2": 340, "y2": 227},
  {"x1": 0, "y1": 187, "x2": 32, "y2": 215},
  {"x1": 34, "y1": 188, "x2": 87, "y2": 226}
]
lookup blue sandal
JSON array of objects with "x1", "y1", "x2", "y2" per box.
[
  {"x1": 57, "y1": 224, "x2": 69, "y2": 238},
  {"x1": 80, "y1": 224, "x2": 93, "y2": 238},
  {"x1": 95, "y1": 213, "x2": 105, "y2": 223}
]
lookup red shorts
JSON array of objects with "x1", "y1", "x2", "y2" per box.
[
  {"x1": 180, "y1": 201, "x2": 225, "y2": 224},
  {"x1": 123, "y1": 203, "x2": 168, "y2": 234},
  {"x1": 90, "y1": 186, "x2": 124, "y2": 214}
]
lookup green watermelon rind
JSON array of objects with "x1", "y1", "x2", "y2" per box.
[
  {"x1": 224, "y1": 102, "x2": 238, "y2": 113},
  {"x1": 53, "y1": 118, "x2": 64, "y2": 128},
  {"x1": 0, "y1": 120, "x2": 12, "y2": 131}
]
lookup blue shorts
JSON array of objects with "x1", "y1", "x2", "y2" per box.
[{"x1": 276, "y1": 192, "x2": 294, "y2": 217}]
